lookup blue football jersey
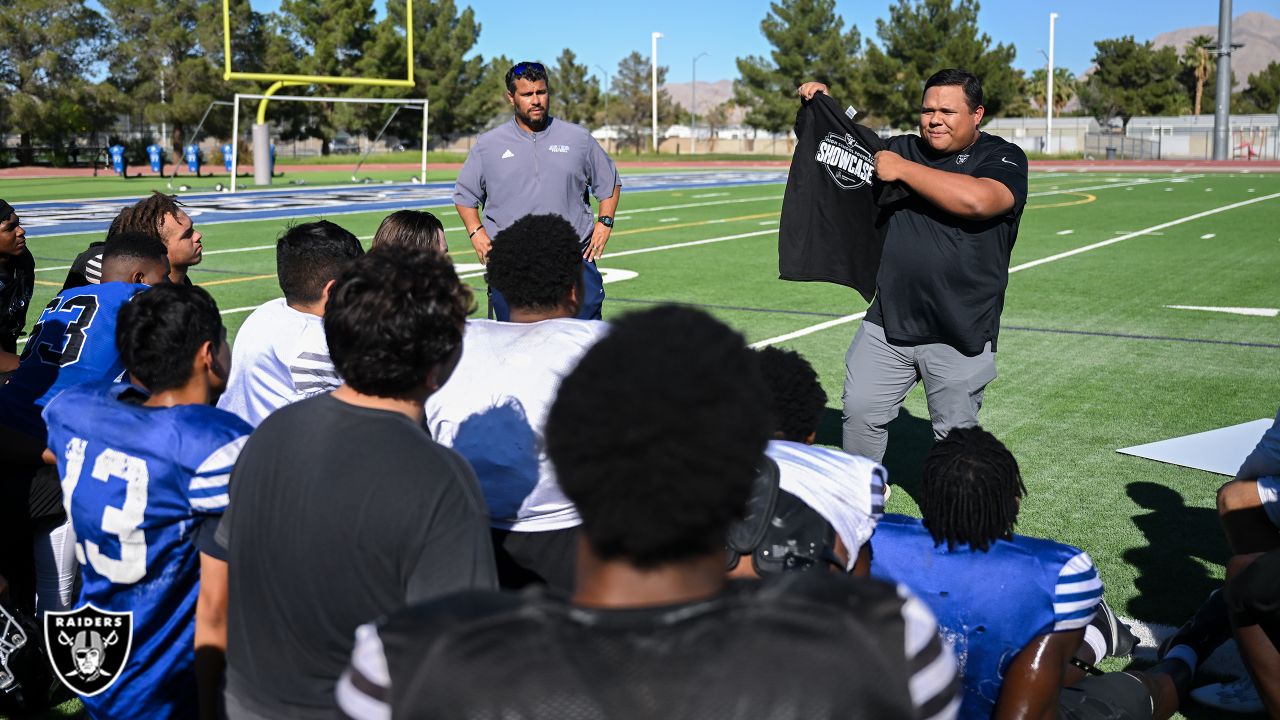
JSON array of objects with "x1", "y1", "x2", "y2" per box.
[
  {"x1": 0, "y1": 282, "x2": 147, "y2": 438},
  {"x1": 44, "y1": 383, "x2": 252, "y2": 720},
  {"x1": 870, "y1": 514, "x2": 1102, "y2": 720}
]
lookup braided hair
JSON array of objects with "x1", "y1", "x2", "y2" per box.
[
  {"x1": 111, "y1": 191, "x2": 185, "y2": 241},
  {"x1": 919, "y1": 426, "x2": 1026, "y2": 552}
]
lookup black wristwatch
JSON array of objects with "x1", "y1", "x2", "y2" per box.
[{"x1": 597, "y1": 216, "x2": 614, "y2": 228}]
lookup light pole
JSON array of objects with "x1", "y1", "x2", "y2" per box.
[
  {"x1": 1038, "y1": 49, "x2": 1050, "y2": 154},
  {"x1": 691, "y1": 51, "x2": 709, "y2": 154},
  {"x1": 651, "y1": 32, "x2": 663, "y2": 153},
  {"x1": 594, "y1": 63, "x2": 611, "y2": 153},
  {"x1": 1047, "y1": 12, "x2": 1058, "y2": 155}
]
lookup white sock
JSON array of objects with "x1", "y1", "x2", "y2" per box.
[
  {"x1": 1166, "y1": 644, "x2": 1199, "y2": 675},
  {"x1": 1083, "y1": 624, "x2": 1108, "y2": 661}
]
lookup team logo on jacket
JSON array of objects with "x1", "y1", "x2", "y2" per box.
[
  {"x1": 43, "y1": 605, "x2": 133, "y2": 696},
  {"x1": 815, "y1": 132, "x2": 875, "y2": 190}
]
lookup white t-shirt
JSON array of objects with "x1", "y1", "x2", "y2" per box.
[
  {"x1": 426, "y1": 318, "x2": 609, "y2": 532},
  {"x1": 217, "y1": 298, "x2": 339, "y2": 427},
  {"x1": 766, "y1": 440, "x2": 887, "y2": 570}
]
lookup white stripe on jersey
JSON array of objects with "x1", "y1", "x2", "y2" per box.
[
  {"x1": 194, "y1": 436, "x2": 248, "y2": 476},
  {"x1": 337, "y1": 623, "x2": 392, "y2": 720},
  {"x1": 1052, "y1": 551, "x2": 1102, "y2": 631},
  {"x1": 189, "y1": 494, "x2": 229, "y2": 510},
  {"x1": 898, "y1": 584, "x2": 960, "y2": 720},
  {"x1": 189, "y1": 473, "x2": 229, "y2": 491}
]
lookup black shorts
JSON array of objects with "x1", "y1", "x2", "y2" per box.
[
  {"x1": 490, "y1": 526, "x2": 578, "y2": 596},
  {"x1": 1059, "y1": 672, "x2": 1152, "y2": 720},
  {"x1": 1226, "y1": 547, "x2": 1280, "y2": 650}
]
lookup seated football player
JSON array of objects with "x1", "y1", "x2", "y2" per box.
[
  {"x1": 0, "y1": 198, "x2": 33, "y2": 376},
  {"x1": 370, "y1": 210, "x2": 448, "y2": 254},
  {"x1": 871, "y1": 426, "x2": 1191, "y2": 720},
  {"x1": 426, "y1": 213, "x2": 608, "y2": 594},
  {"x1": 338, "y1": 306, "x2": 961, "y2": 720},
  {"x1": 726, "y1": 346, "x2": 887, "y2": 578},
  {"x1": 217, "y1": 220, "x2": 364, "y2": 426},
  {"x1": 42, "y1": 283, "x2": 250, "y2": 720},
  {"x1": 0, "y1": 231, "x2": 169, "y2": 618},
  {"x1": 62, "y1": 191, "x2": 202, "y2": 289},
  {"x1": 1162, "y1": 407, "x2": 1280, "y2": 714},
  {"x1": 220, "y1": 246, "x2": 496, "y2": 720}
]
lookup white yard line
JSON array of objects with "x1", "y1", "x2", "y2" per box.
[
  {"x1": 1166, "y1": 305, "x2": 1279, "y2": 318},
  {"x1": 752, "y1": 191, "x2": 1280, "y2": 348},
  {"x1": 1027, "y1": 174, "x2": 1204, "y2": 198}
]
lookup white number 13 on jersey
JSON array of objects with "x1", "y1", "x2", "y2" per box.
[{"x1": 62, "y1": 438, "x2": 150, "y2": 584}]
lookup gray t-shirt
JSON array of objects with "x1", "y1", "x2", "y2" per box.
[
  {"x1": 220, "y1": 393, "x2": 496, "y2": 719},
  {"x1": 453, "y1": 116, "x2": 621, "y2": 240}
]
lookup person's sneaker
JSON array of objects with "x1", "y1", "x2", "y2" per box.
[
  {"x1": 1089, "y1": 598, "x2": 1139, "y2": 658},
  {"x1": 1158, "y1": 588, "x2": 1233, "y2": 660},
  {"x1": 1191, "y1": 676, "x2": 1264, "y2": 714}
]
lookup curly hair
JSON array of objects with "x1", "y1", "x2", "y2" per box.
[
  {"x1": 546, "y1": 306, "x2": 770, "y2": 569},
  {"x1": 485, "y1": 214, "x2": 583, "y2": 311},
  {"x1": 756, "y1": 347, "x2": 827, "y2": 442},
  {"x1": 920, "y1": 426, "x2": 1027, "y2": 552},
  {"x1": 371, "y1": 210, "x2": 446, "y2": 253},
  {"x1": 324, "y1": 245, "x2": 473, "y2": 397},
  {"x1": 117, "y1": 284, "x2": 224, "y2": 393},
  {"x1": 276, "y1": 220, "x2": 365, "y2": 305},
  {"x1": 110, "y1": 191, "x2": 184, "y2": 242}
]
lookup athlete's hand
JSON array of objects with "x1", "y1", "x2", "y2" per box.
[
  {"x1": 874, "y1": 151, "x2": 907, "y2": 182},
  {"x1": 797, "y1": 82, "x2": 830, "y2": 100},
  {"x1": 585, "y1": 222, "x2": 611, "y2": 262},
  {"x1": 470, "y1": 227, "x2": 492, "y2": 265}
]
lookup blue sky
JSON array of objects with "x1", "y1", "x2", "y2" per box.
[{"x1": 247, "y1": 1, "x2": 1278, "y2": 83}]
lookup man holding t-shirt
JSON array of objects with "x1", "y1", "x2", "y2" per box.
[{"x1": 798, "y1": 69, "x2": 1028, "y2": 462}]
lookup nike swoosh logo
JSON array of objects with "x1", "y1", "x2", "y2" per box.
[{"x1": 1001, "y1": 157, "x2": 1018, "y2": 166}]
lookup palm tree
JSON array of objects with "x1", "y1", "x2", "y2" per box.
[
  {"x1": 1027, "y1": 67, "x2": 1077, "y2": 115},
  {"x1": 1181, "y1": 35, "x2": 1215, "y2": 115}
]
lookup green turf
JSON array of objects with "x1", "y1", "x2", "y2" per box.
[{"x1": 11, "y1": 169, "x2": 1280, "y2": 719}]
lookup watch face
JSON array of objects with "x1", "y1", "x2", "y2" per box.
[{"x1": 599, "y1": 216, "x2": 614, "y2": 228}]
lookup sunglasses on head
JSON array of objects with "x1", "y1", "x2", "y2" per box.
[{"x1": 512, "y1": 62, "x2": 545, "y2": 76}]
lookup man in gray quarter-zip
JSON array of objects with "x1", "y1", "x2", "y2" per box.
[{"x1": 453, "y1": 61, "x2": 621, "y2": 321}]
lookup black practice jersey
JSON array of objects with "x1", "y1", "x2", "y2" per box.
[
  {"x1": 338, "y1": 573, "x2": 959, "y2": 720},
  {"x1": 0, "y1": 248, "x2": 34, "y2": 353},
  {"x1": 865, "y1": 132, "x2": 1028, "y2": 355},
  {"x1": 778, "y1": 93, "x2": 907, "y2": 303}
]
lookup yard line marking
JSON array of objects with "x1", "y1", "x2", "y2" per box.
[
  {"x1": 1165, "y1": 305, "x2": 1279, "y2": 318},
  {"x1": 1027, "y1": 175, "x2": 1204, "y2": 198},
  {"x1": 1201, "y1": 233, "x2": 1216, "y2": 239},
  {"x1": 691, "y1": 192, "x2": 729, "y2": 198},
  {"x1": 201, "y1": 273, "x2": 277, "y2": 287},
  {"x1": 1057, "y1": 230, "x2": 1074, "y2": 235},
  {"x1": 659, "y1": 217, "x2": 679, "y2": 223},
  {"x1": 753, "y1": 191, "x2": 1280, "y2": 347},
  {"x1": 607, "y1": 229, "x2": 776, "y2": 259}
]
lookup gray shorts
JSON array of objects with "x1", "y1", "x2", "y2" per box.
[{"x1": 1059, "y1": 672, "x2": 1153, "y2": 720}]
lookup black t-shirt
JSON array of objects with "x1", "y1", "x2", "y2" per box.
[
  {"x1": 778, "y1": 94, "x2": 907, "y2": 303},
  {"x1": 346, "y1": 573, "x2": 959, "y2": 720},
  {"x1": 0, "y1": 248, "x2": 34, "y2": 353},
  {"x1": 866, "y1": 132, "x2": 1028, "y2": 355},
  {"x1": 62, "y1": 242, "x2": 105, "y2": 291},
  {"x1": 220, "y1": 393, "x2": 497, "y2": 719}
]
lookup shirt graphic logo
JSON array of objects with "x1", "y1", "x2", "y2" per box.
[
  {"x1": 1001, "y1": 156, "x2": 1018, "y2": 166},
  {"x1": 956, "y1": 154, "x2": 970, "y2": 165},
  {"x1": 501, "y1": 149, "x2": 515, "y2": 159},
  {"x1": 44, "y1": 604, "x2": 134, "y2": 697},
  {"x1": 548, "y1": 144, "x2": 570, "y2": 153},
  {"x1": 815, "y1": 132, "x2": 875, "y2": 190}
]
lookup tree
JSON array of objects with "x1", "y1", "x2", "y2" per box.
[
  {"x1": 611, "y1": 51, "x2": 683, "y2": 154},
  {"x1": 1177, "y1": 35, "x2": 1215, "y2": 115},
  {"x1": 1026, "y1": 67, "x2": 1077, "y2": 115},
  {"x1": 358, "y1": 0, "x2": 505, "y2": 144},
  {"x1": 551, "y1": 48, "x2": 601, "y2": 127},
  {"x1": 1236, "y1": 61, "x2": 1280, "y2": 114},
  {"x1": 861, "y1": 0, "x2": 1023, "y2": 129},
  {"x1": 734, "y1": 0, "x2": 861, "y2": 136},
  {"x1": 1079, "y1": 37, "x2": 1187, "y2": 121},
  {"x1": 0, "y1": 0, "x2": 106, "y2": 163},
  {"x1": 705, "y1": 102, "x2": 732, "y2": 152}
]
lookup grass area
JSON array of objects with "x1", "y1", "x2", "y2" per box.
[{"x1": 10, "y1": 170, "x2": 1280, "y2": 719}]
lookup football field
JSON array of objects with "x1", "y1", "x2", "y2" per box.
[{"x1": 13, "y1": 167, "x2": 1280, "y2": 717}]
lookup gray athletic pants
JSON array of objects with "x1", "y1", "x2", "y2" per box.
[{"x1": 842, "y1": 321, "x2": 997, "y2": 462}]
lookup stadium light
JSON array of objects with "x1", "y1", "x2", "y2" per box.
[
  {"x1": 691, "y1": 52, "x2": 709, "y2": 154},
  {"x1": 652, "y1": 32, "x2": 663, "y2": 153},
  {"x1": 1047, "y1": 13, "x2": 1058, "y2": 156}
]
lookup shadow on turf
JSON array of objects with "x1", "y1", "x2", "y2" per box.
[
  {"x1": 1123, "y1": 481, "x2": 1231, "y2": 628},
  {"x1": 815, "y1": 406, "x2": 935, "y2": 507}
]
